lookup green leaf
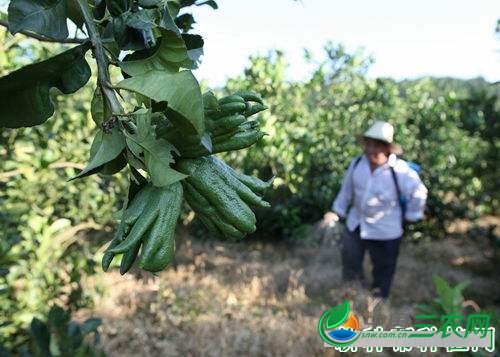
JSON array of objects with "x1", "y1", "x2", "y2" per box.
[
  {"x1": 120, "y1": 30, "x2": 192, "y2": 75},
  {"x1": 30, "y1": 318, "x2": 51, "y2": 356},
  {"x1": 8, "y1": 0, "x2": 69, "y2": 41},
  {"x1": 182, "y1": 33, "x2": 204, "y2": 68},
  {"x1": 72, "y1": 128, "x2": 126, "y2": 179},
  {"x1": 142, "y1": 138, "x2": 186, "y2": 186},
  {"x1": 48, "y1": 305, "x2": 70, "y2": 330},
  {"x1": 158, "y1": 3, "x2": 180, "y2": 35},
  {"x1": 203, "y1": 91, "x2": 219, "y2": 111},
  {"x1": 454, "y1": 281, "x2": 470, "y2": 294},
  {"x1": 139, "y1": 0, "x2": 162, "y2": 8},
  {"x1": 123, "y1": 9, "x2": 156, "y2": 31},
  {"x1": 90, "y1": 87, "x2": 112, "y2": 127},
  {"x1": 166, "y1": 1, "x2": 180, "y2": 17},
  {"x1": 112, "y1": 13, "x2": 151, "y2": 51},
  {"x1": 117, "y1": 70, "x2": 204, "y2": 134},
  {"x1": 93, "y1": 0, "x2": 106, "y2": 20},
  {"x1": 432, "y1": 275, "x2": 462, "y2": 315},
  {"x1": 105, "y1": 0, "x2": 131, "y2": 17},
  {"x1": 126, "y1": 149, "x2": 146, "y2": 171},
  {"x1": 66, "y1": 0, "x2": 84, "y2": 28},
  {"x1": 175, "y1": 13, "x2": 195, "y2": 32},
  {"x1": 0, "y1": 44, "x2": 91, "y2": 128},
  {"x1": 196, "y1": 0, "x2": 218, "y2": 9},
  {"x1": 124, "y1": 109, "x2": 186, "y2": 187},
  {"x1": 100, "y1": 153, "x2": 128, "y2": 175}
]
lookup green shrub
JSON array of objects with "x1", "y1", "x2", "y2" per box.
[
  {"x1": 222, "y1": 45, "x2": 498, "y2": 238},
  {"x1": 0, "y1": 29, "x2": 125, "y2": 348}
]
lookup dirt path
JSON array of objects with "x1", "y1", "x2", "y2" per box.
[{"x1": 82, "y1": 219, "x2": 498, "y2": 356}]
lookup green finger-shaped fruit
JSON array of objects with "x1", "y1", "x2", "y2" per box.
[
  {"x1": 181, "y1": 126, "x2": 266, "y2": 159},
  {"x1": 119, "y1": 239, "x2": 142, "y2": 275},
  {"x1": 213, "y1": 158, "x2": 273, "y2": 194},
  {"x1": 218, "y1": 95, "x2": 245, "y2": 105},
  {"x1": 196, "y1": 210, "x2": 245, "y2": 240},
  {"x1": 109, "y1": 195, "x2": 160, "y2": 253},
  {"x1": 196, "y1": 211, "x2": 223, "y2": 236},
  {"x1": 211, "y1": 129, "x2": 239, "y2": 144},
  {"x1": 234, "y1": 90, "x2": 263, "y2": 104},
  {"x1": 233, "y1": 172, "x2": 273, "y2": 195},
  {"x1": 102, "y1": 220, "x2": 126, "y2": 271},
  {"x1": 177, "y1": 143, "x2": 211, "y2": 158},
  {"x1": 122, "y1": 185, "x2": 155, "y2": 225},
  {"x1": 177, "y1": 159, "x2": 256, "y2": 233},
  {"x1": 209, "y1": 157, "x2": 270, "y2": 208},
  {"x1": 211, "y1": 122, "x2": 260, "y2": 145},
  {"x1": 208, "y1": 102, "x2": 247, "y2": 119},
  {"x1": 212, "y1": 131, "x2": 265, "y2": 153},
  {"x1": 139, "y1": 182, "x2": 183, "y2": 272},
  {"x1": 236, "y1": 120, "x2": 260, "y2": 132},
  {"x1": 244, "y1": 102, "x2": 267, "y2": 118},
  {"x1": 184, "y1": 182, "x2": 247, "y2": 239},
  {"x1": 207, "y1": 114, "x2": 246, "y2": 135}
]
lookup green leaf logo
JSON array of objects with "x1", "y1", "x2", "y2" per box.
[
  {"x1": 318, "y1": 300, "x2": 361, "y2": 347},
  {"x1": 325, "y1": 300, "x2": 350, "y2": 329}
]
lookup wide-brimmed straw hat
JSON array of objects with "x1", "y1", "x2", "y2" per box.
[{"x1": 358, "y1": 120, "x2": 402, "y2": 154}]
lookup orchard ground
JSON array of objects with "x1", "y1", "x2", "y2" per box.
[{"x1": 75, "y1": 216, "x2": 500, "y2": 356}]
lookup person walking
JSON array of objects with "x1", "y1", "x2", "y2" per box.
[{"x1": 324, "y1": 121, "x2": 428, "y2": 298}]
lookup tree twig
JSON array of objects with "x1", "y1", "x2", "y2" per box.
[
  {"x1": 75, "y1": 0, "x2": 124, "y2": 115},
  {"x1": 48, "y1": 162, "x2": 86, "y2": 170},
  {"x1": 0, "y1": 19, "x2": 87, "y2": 44},
  {"x1": 0, "y1": 162, "x2": 85, "y2": 182}
]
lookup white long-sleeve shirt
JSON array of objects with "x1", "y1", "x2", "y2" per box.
[{"x1": 332, "y1": 154, "x2": 428, "y2": 240}]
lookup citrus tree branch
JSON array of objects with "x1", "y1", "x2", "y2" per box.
[
  {"x1": 75, "y1": 0, "x2": 124, "y2": 115},
  {"x1": 0, "y1": 20, "x2": 87, "y2": 44}
]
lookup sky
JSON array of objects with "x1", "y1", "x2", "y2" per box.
[
  {"x1": 1, "y1": 0, "x2": 497, "y2": 85},
  {"x1": 190, "y1": 0, "x2": 500, "y2": 86}
]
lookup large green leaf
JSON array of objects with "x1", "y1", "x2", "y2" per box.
[
  {"x1": 66, "y1": 0, "x2": 84, "y2": 28},
  {"x1": 120, "y1": 30, "x2": 192, "y2": 76},
  {"x1": 183, "y1": 33, "x2": 204, "y2": 68},
  {"x1": 117, "y1": 70, "x2": 204, "y2": 134},
  {"x1": 159, "y1": 3, "x2": 180, "y2": 34},
  {"x1": 124, "y1": 109, "x2": 187, "y2": 187},
  {"x1": 8, "y1": 0, "x2": 69, "y2": 40},
  {"x1": 0, "y1": 43, "x2": 91, "y2": 128},
  {"x1": 112, "y1": 12, "x2": 152, "y2": 51},
  {"x1": 72, "y1": 128, "x2": 126, "y2": 179}
]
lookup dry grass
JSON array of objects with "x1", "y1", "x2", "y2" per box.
[{"x1": 79, "y1": 217, "x2": 499, "y2": 356}]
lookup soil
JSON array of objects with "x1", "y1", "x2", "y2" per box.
[{"x1": 80, "y1": 216, "x2": 499, "y2": 356}]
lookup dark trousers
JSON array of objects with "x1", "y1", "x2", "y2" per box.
[{"x1": 341, "y1": 227, "x2": 401, "y2": 298}]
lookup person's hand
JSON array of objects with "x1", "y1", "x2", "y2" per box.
[{"x1": 323, "y1": 211, "x2": 340, "y2": 226}]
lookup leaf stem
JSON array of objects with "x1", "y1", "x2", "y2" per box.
[{"x1": 75, "y1": 0, "x2": 124, "y2": 115}]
